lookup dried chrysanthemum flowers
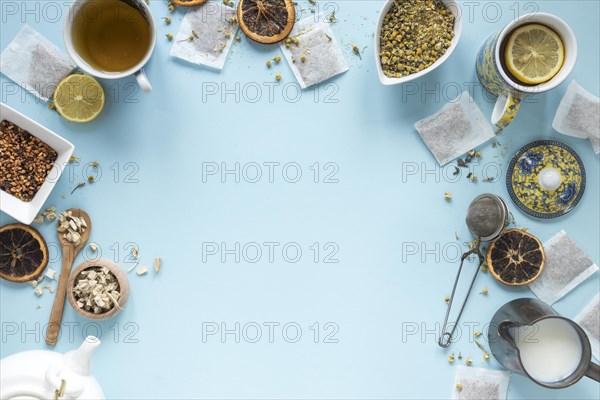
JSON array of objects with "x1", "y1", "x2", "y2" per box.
[{"x1": 72, "y1": 267, "x2": 121, "y2": 314}]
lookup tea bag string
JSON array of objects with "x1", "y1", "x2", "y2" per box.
[
  {"x1": 54, "y1": 379, "x2": 67, "y2": 400},
  {"x1": 439, "y1": 238, "x2": 483, "y2": 348}
]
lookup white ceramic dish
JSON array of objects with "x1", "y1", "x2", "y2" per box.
[
  {"x1": 374, "y1": 0, "x2": 463, "y2": 85},
  {"x1": 0, "y1": 103, "x2": 74, "y2": 224}
]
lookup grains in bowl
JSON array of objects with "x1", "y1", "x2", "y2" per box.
[{"x1": 0, "y1": 119, "x2": 58, "y2": 202}]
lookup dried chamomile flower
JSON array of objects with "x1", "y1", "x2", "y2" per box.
[
  {"x1": 480, "y1": 288, "x2": 488, "y2": 295},
  {"x1": 484, "y1": 352, "x2": 490, "y2": 361},
  {"x1": 351, "y1": 44, "x2": 363, "y2": 59},
  {"x1": 87, "y1": 176, "x2": 95, "y2": 183},
  {"x1": 68, "y1": 155, "x2": 80, "y2": 163},
  {"x1": 300, "y1": 54, "x2": 307, "y2": 62},
  {"x1": 71, "y1": 182, "x2": 86, "y2": 194},
  {"x1": 275, "y1": 74, "x2": 282, "y2": 81},
  {"x1": 455, "y1": 383, "x2": 462, "y2": 391},
  {"x1": 475, "y1": 340, "x2": 486, "y2": 351},
  {"x1": 458, "y1": 352, "x2": 463, "y2": 360},
  {"x1": 444, "y1": 192, "x2": 452, "y2": 201},
  {"x1": 444, "y1": 295, "x2": 450, "y2": 303},
  {"x1": 266, "y1": 60, "x2": 272, "y2": 68},
  {"x1": 163, "y1": 17, "x2": 172, "y2": 25},
  {"x1": 448, "y1": 353, "x2": 455, "y2": 363},
  {"x1": 474, "y1": 331, "x2": 481, "y2": 337},
  {"x1": 166, "y1": 33, "x2": 173, "y2": 41},
  {"x1": 466, "y1": 358, "x2": 472, "y2": 366},
  {"x1": 481, "y1": 264, "x2": 488, "y2": 273},
  {"x1": 273, "y1": 55, "x2": 281, "y2": 63}
]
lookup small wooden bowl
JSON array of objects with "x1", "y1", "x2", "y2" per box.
[{"x1": 67, "y1": 259, "x2": 130, "y2": 320}]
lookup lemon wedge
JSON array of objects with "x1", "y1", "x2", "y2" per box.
[
  {"x1": 505, "y1": 23, "x2": 564, "y2": 85},
  {"x1": 53, "y1": 74, "x2": 105, "y2": 123}
]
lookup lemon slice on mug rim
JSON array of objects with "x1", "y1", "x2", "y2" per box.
[
  {"x1": 53, "y1": 74, "x2": 105, "y2": 123},
  {"x1": 505, "y1": 23, "x2": 565, "y2": 85}
]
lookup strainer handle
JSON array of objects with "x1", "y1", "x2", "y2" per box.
[{"x1": 438, "y1": 240, "x2": 484, "y2": 348}]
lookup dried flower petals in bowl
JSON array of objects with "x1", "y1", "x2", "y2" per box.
[
  {"x1": 67, "y1": 259, "x2": 129, "y2": 320},
  {"x1": 374, "y1": 0, "x2": 462, "y2": 85}
]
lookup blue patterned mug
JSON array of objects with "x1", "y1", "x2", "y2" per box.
[{"x1": 476, "y1": 13, "x2": 577, "y2": 130}]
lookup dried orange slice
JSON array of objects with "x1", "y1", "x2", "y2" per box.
[
  {"x1": 171, "y1": 0, "x2": 208, "y2": 6},
  {"x1": 486, "y1": 229, "x2": 545, "y2": 286},
  {"x1": 237, "y1": 0, "x2": 295, "y2": 44},
  {"x1": 0, "y1": 223, "x2": 49, "y2": 282}
]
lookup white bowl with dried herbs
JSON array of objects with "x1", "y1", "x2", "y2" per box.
[
  {"x1": 375, "y1": 0, "x2": 462, "y2": 85},
  {"x1": 67, "y1": 259, "x2": 129, "y2": 320},
  {"x1": 0, "y1": 103, "x2": 74, "y2": 224}
]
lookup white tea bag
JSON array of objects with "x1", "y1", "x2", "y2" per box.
[
  {"x1": 552, "y1": 80, "x2": 600, "y2": 154},
  {"x1": 280, "y1": 17, "x2": 348, "y2": 89},
  {"x1": 0, "y1": 24, "x2": 75, "y2": 101},
  {"x1": 452, "y1": 366, "x2": 510, "y2": 400},
  {"x1": 574, "y1": 293, "x2": 600, "y2": 361},
  {"x1": 170, "y1": 1, "x2": 238, "y2": 70},
  {"x1": 529, "y1": 230, "x2": 598, "y2": 304},
  {"x1": 415, "y1": 91, "x2": 495, "y2": 166}
]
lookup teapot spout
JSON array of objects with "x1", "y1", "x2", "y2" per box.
[{"x1": 64, "y1": 336, "x2": 101, "y2": 376}]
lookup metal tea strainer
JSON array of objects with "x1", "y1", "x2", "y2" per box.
[{"x1": 438, "y1": 193, "x2": 510, "y2": 348}]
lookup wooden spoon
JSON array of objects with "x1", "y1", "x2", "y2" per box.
[{"x1": 45, "y1": 208, "x2": 91, "y2": 346}]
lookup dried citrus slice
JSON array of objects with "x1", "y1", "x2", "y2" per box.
[
  {"x1": 505, "y1": 23, "x2": 564, "y2": 85},
  {"x1": 53, "y1": 74, "x2": 105, "y2": 123},
  {"x1": 486, "y1": 229, "x2": 545, "y2": 286},
  {"x1": 0, "y1": 224, "x2": 49, "y2": 282},
  {"x1": 171, "y1": 0, "x2": 208, "y2": 6},
  {"x1": 237, "y1": 0, "x2": 295, "y2": 44}
]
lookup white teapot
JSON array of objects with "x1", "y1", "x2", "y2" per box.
[{"x1": 0, "y1": 336, "x2": 104, "y2": 399}]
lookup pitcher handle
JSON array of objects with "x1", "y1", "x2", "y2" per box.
[
  {"x1": 585, "y1": 361, "x2": 600, "y2": 382},
  {"x1": 491, "y1": 94, "x2": 521, "y2": 133},
  {"x1": 135, "y1": 69, "x2": 152, "y2": 93}
]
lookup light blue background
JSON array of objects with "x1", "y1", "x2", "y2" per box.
[{"x1": 1, "y1": 1, "x2": 599, "y2": 398}]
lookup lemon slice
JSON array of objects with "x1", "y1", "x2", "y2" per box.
[
  {"x1": 53, "y1": 74, "x2": 105, "y2": 123},
  {"x1": 505, "y1": 23, "x2": 564, "y2": 85}
]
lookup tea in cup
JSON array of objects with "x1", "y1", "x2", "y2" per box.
[
  {"x1": 64, "y1": 0, "x2": 156, "y2": 93},
  {"x1": 476, "y1": 13, "x2": 577, "y2": 130}
]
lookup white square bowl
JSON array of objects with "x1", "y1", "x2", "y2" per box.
[
  {"x1": 374, "y1": 0, "x2": 462, "y2": 85},
  {"x1": 1, "y1": 102, "x2": 74, "y2": 224}
]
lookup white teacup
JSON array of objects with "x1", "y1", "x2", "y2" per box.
[{"x1": 63, "y1": 0, "x2": 156, "y2": 93}]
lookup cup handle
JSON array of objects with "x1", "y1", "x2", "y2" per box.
[
  {"x1": 135, "y1": 69, "x2": 152, "y2": 93},
  {"x1": 585, "y1": 361, "x2": 600, "y2": 382},
  {"x1": 491, "y1": 94, "x2": 521, "y2": 133}
]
